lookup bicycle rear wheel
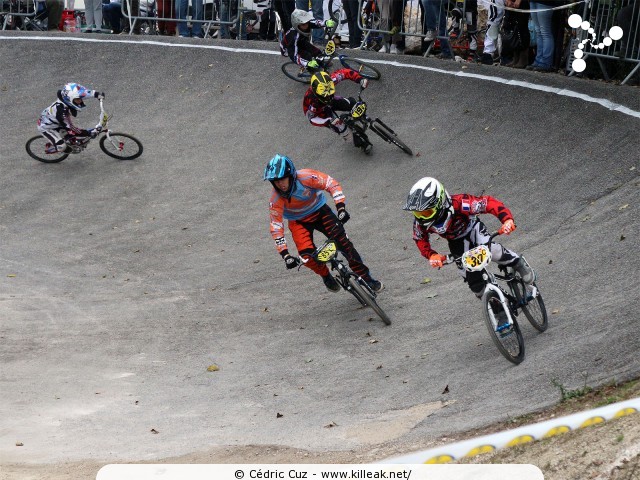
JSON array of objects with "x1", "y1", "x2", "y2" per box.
[
  {"x1": 512, "y1": 280, "x2": 548, "y2": 332},
  {"x1": 25, "y1": 136, "x2": 69, "y2": 163},
  {"x1": 282, "y1": 61, "x2": 313, "y2": 83},
  {"x1": 483, "y1": 291, "x2": 524, "y2": 364},
  {"x1": 339, "y1": 57, "x2": 381, "y2": 79},
  {"x1": 99, "y1": 133, "x2": 143, "y2": 160},
  {"x1": 347, "y1": 276, "x2": 391, "y2": 325},
  {"x1": 369, "y1": 119, "x2": 413, "y2": 155}
]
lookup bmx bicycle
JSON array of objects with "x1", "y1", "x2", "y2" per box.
[
  {"x1": 282, "y1": 33, "x2": 382, "y2": 84},
  {"x1": 300, "y1": 238, "x2": 391, "y2": 326},
  {"x1": 444, "y1": 232, "x2": 548, "y2": 364},
  {"x1": 338, "y1": 83, "x2": 412, "y2": 155},
  {"x1": 26, "y1": 99, "x2": 143, "y2": 163}
]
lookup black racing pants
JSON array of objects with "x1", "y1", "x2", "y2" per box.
[{"x1": 289, "y1": 204, "x2": 371, "y2": 280}]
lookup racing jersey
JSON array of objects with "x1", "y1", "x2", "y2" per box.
[
  {"x1": 302, "y1": 68, "x2": 363, "y2": 127},
  {"x1": 269, "y1": 169, "x2": 346, "y2": 254},
  {"x1": 412, "y1": 193, "x2": 514, "y2": 259},
  {"x1": 37, "y1": 91, "x2": 97, "y2": 135},
  {"x1": 279, "y1": 26, "x2": 323, "y2": 67}
]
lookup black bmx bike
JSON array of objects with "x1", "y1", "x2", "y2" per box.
[
  {"x1": 282, "y1": 35, "x2": 382, "y2": 84},
  {"x1": 338, "y1": 84, "x2": 412, "y2": 155},
  {"x1": 444, "y1": 232, "x2": 548, "y2": 364},
  {"x1": 300, "y1": 239, "x2": 391, "y2": 326},
  {"x1": 26, "y1": 99, "x2": 143, "y2": 163}
]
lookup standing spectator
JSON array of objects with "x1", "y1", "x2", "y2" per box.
[
  {"x1": 103, "y1": 0, "x2": 124, "y2": 33},
  {"x1": 380, "y1": 0, "x2": 405, "y2": 53},
  {"x1": 218, "y1": 0, "x2": 232, "y2": 38},
  {"x1": 45, "y1": 0, "x2": 64, "y2": 30},
  {"x1": 84, "y1": 0, "x2": 104, "y2": 31},
  {"x1": 121, "y1": 0, "x2": 140, "y2": 34},
  {"x1": 273, "y1": 0, "x2": 296, "y2": 32},
  {"x1": 156, "y1": 0, "x2": 176, "y2": 35},
  {"x1": 421, "y1": 0, "x2": 453, "y2": 57},
  {"x1": 615, "y1": 0, "x2": 640, "y2": 58},
  {"x1": 342, "y1": 0, "x2": 362, "y2": 48},
  {"x1": 479, "y1": 0, "x2": 504, "y2": 64},
  {"x1": 527, "y1": 0, "x2": 555, "y2": 71},
  {"x1": 503, "y1": 0, "x2": 530, "y2": 68},
  {"x1": 296, "y1": 0, "x2": 324, "y2": 45},
  {"x1": 176, "y1": 0, "x2": 204, "y2": 36}
]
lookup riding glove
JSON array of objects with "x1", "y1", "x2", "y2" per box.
[
  {"x1": 336, "y1": 203, "x2": 350, "y2": 223},
  {"x1": 284, "y1": 254, "x2": 300, "y2": 270},
  {"x1": 498, "y1": 219, "x2": 516, "y2": 235},
  {"x1": 325, "y1": 19, "x2": 336, "y2": 28},
  {"x1": 307, "y1": 59, "x2": 319, "y2": 70},
  {"x1": 429, "y1": 253, "x2": 446, "y2": 268},
  {"x1": 95, "y1": 92, "x2": 105, "y2": 100},
  {"x1": 89, "y1": 129, "x2": 99, "y2": 139}
]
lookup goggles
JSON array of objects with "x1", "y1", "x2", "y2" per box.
[{"x1": 413, "y1": 207, "x2": 438, "y2": 222}]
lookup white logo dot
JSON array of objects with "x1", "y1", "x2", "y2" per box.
[
  {"x1": 568, "y1": 14, "x2": 583, "y2": 28},
  {"x1": 609, "y1": 26, "x2": 623, "y2": 40},
  {"x1": 572, "y1": 58, "x2": 587, "y2": 72}
]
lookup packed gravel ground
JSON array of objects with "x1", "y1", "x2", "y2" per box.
[
  {"x1": 4, "y1": 379, "x2": 639, "y2": 480},
  {"x1": 1, "y1": 33, "x2": 639, "y2": 480}
]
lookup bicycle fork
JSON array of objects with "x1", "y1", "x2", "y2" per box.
[{"x1": 484, "y1": 283, "x2": 515, "y2": 329}]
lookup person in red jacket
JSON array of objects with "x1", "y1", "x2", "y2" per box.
[
  {"x1": 403, "y1": 176, "x2": 535, "y2": 299},
  {"x1": 264, "y1": 154, "x2": 382, "y2": 293},
  {"x1": 304, "y1": 70, "x2": 372, "y2": 154}
]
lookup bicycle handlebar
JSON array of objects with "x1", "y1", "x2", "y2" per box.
[{"x1": 443, "y1": 231, "x2": 501, "y2": 265}]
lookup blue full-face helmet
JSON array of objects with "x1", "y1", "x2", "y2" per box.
[{"x1": 264, "y1": 154, "x2": 297, "y2": 198}]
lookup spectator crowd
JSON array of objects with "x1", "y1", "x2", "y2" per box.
[{"x1": 5, "y1": 0, "x2": 639, "y2": 77}]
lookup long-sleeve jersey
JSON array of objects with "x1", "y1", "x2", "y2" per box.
[
  {"x1": 279, "y1": 26, "x2": 324, "y2": 67},
  {"x1": 37, "y1": 90, "x2": 97, "y2": 134},
  {"x1": 269, "y1": 169, "x2": 346, "y2": 254},
  {"x1": 302, "y1": 68, "x2": 363, "y2": 127},
  {"x1": 413, "y1": 193, "x2": 514, "y2": 259}
]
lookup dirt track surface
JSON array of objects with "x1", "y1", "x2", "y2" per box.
[{"x1": 1, "y1": 32, "x2": 639, "y2": 479}]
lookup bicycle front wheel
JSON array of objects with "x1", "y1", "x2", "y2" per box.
[
  {"x1": 369, "y1": 119, "x2": 413, "y2": 155},
  {"x1": 99, "y1": 133, "x2": 143, "y2": 160},
  {"x1": 347, "y1": 276, "x2": 391, "y2": 325},
  {"x1": 282, "y1": 61, "x2": 313, "y2": 83},
  {"x1": 25, "y1": 136, "x2": 69, "y2": 163},
  {"x1": 512, "y1": 280, "x2": 548, "y2": 332},
  {"x1": 339, "y1": 57, "x2": 381, "y2": 79},
  {"x1": 483, "y1": 291, "x2": 524, "y2": 364}
]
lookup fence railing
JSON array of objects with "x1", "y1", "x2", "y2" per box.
[
  {"x1": 1, "y1": 0, "x2": 37, "y2": 30},
  {"x1": 568, "y1": 0, "x2": 639, "y2": 84},
  {"x1": 2, "y1": 0, "x2": 639, "y2": 84}
]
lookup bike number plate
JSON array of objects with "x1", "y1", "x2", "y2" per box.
[
  {"x1": 316, "y1": 242, "x2": 337, "y2": 263},
  {"x1": 351, "y1": 102, "x2": 367, "y2": 119},
  {"x1": 461, "y1": 245, "x2": 491, "y2": 272},
  {"x1": 324, "y1": 40, "x2": 336, "y2": 56}
]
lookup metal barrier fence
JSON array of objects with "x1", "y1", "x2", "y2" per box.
[
  {"x1": 120, "y1": 0, "x2": 261, "y2": 38},
  {"x1": 1, "y1": 0, "x2": 37, "y2": 30},
  {"x1": 569, "y1": 0, "x2": 639, "y2": 84},
  {"x1": 2, "y1": 0, "x2": 639, "y2": 83},
  {"x1": 350, "y1": 0, "x2": 476, "y2": 55}
]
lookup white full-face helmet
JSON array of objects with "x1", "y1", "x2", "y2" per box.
[
  {"x1": 291, "y1": 9, "x2": 315, "y2": 36},
  {"x1": 403, "y1": 177, "x2": 453, "y2": 229}
]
